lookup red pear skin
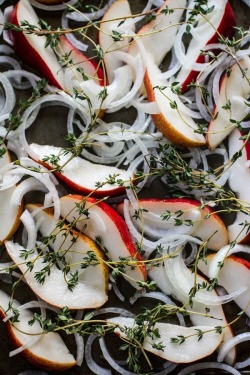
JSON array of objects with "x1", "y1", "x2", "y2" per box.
[
  {"x1": 181, "y1": 2, "x2": 236, "y2": 92},
  {"x1": 0, "y1": 309, "x2": 76, "y2": 371},
  {"x1": 65, "y1": 194, "x2": 147, "y2": 280}
]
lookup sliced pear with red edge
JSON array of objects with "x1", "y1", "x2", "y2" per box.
[
  {"x1": 207, "y1": 56, "x2": 250, "y2": 150},
  {"x1": 0, "y1": 146, "x2": 23, "y2": 246},
  {"x1": 227, "y1": 127, "x2": 250, "y2": 243},
  {"x1": 176, "y1": 0, "x2": 236, "y2": 92},
  {"x1": 198, "y1": 253, "x2": 250, "y2": 317},
  {"x1": 60, "y1": 194, "x2": 147, "y2": 289},
  {"x1": 10, "y1": 0, "x2": 103, "y2": 90},
  {"x1": 108, "y1": 317, "x2": 223, "y2": 363},
  {"x1": 148, "y1": 262, "x2": 236, "y2": 365},
  {"x1": 0, "y1": 289, "x2": 76, "y2": 371},
  {"x1": 144, "y1": 54, "x2": 206, "y2": 147},
  {"x1": 10, "y1": 0, "x2": 65, "y2": 89},
  {"x1": 54, "y1": 35, "x2": 104, "y2": 86},
  {"x1": 117, "y1": 198, "x2": 228, "y2": 251},
  {"x1": 129, "y1": 0, "x2": 187, "y2": 66},
  {"x1": 99, "y1": 0, "x2": 134, "y2": 83},
  {"x1": 5, "y1": 236, "x2": 108, "y2": 309},
  {"x1": 25, "y1": 203, "x2": 109, "y2": 294},
  {"x1": 29, "y1": 143, "x2": 132, "y2": 197}
]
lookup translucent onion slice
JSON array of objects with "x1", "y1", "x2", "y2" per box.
[
  {"x1": 208, "y1": 244, "x2": 250, "y2": 280},
  {"x1": 74, "y1": 331, "x2": 84, "y2": 366},
  {"x1": 177, "y1": 362, "x2": 241, "y2": 375},
  {"x1": 61, "y1": 12, "x2": 88, "y2": 51},
  {"x1": 0, "y1": 9, "x2": 3, "y2": 36},
  {"x1": 9, "y1": 336, "x2": 42, "y2": 357},
  {"x1": 130, "y1": 291, "x2": 186, "y2": 327},
  {"x1": 85, "y1": 335, "x2": 112, "y2": 375},
  {"x1": 0, "y1": 73, "x2": 16, "y2": 115},
  {"x1": 30, "y1": 0, "x2": 77, "y2": 11},
  {"x1": 66, "y1": 0, "x2": 115, "y2": 21},
  {"x1": 217, "y1": 332, "x2": 250, "y2": 363},
  {"x1": 10, "y1": 177, "x2": 48, "y2": 207},
  {"x1": 0, "y1": 44, "x2": 15, "y2": 55},
  {"x1": 20, "y1": 209, "x2": 37, "y2": 250}
]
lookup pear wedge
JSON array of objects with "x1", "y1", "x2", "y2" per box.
[{"x1": 0, "y1": 289, "x2": 76, "y2": 371}]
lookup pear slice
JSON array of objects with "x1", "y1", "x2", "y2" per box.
[
  {"x1": 176, "y1": 0, "x2": 235, "y2": 92},
  {"x1": 108, "y1": 317, "x2": 223, "y2": 363},
  {"x1": 227, "y1": 128, "x2": 250, "y2": 243},
  {"x1": 99, "y1": 0, "x2": 133, "y2": 83},
  {"x1": 5, "y1": 234, "x2": 108, "y2": 309},
  {"x1": 29, "y1": 143, "x2": 132, "y2": 197},
  {"x1": 0, "y1": 289, "x2": 76, "y2": 371},
  {"x1": 129, "y1": 0, "x2": 187, "y2": 66},
  {"x1": 10, "y1": 0, "x2": 103, "y2": 90},
  {"x1": 117, "y1": 198, "x2": 228, "y2": 250},
  {"x1": 207, "y1": 56, "x2": 250, "y2": 149},
  {"x1": 10, "y1": 0, "x2": 65, "y2": 89},
  {"x1": 26, "y1": 203, "x2": 109, "y2": 291},
  {"x1": 144, "y1": 55, "x2": 206, "y2": 147},
  {"x1": 0, "y1": 147, "x2": 23, "y2": 246},
  {"x1": 149, "y1": 263, "x2": 236, "y2": 365},
  {"x1": 198, "y1": 254, "x2": 250, "y2": 318},
  {"x1": 60, "y1": 194, "x2": 147, "y2": 289}
]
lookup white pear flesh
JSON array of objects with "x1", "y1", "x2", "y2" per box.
[
  {"x1": 129, "y1": 0, "x2": 187, "y2": 66},
  {"x1": 0, "y1": 147, "x2": 23, "y2": 245},
  {"x1": 13, "y1": 0, "x2": 65, "y2": 88},
  {"x1": 117, "y1": 199, "x2": 228, "y2": 250},
  {"x1": 99, "y1": 0, "x2": 134, "y2": 83},
  {"x1": 29, "y1": 143, "x2": 132, "y2": 195},
  {"x1": 108, "y1": 317, "x2": 223, "y2": 363},
  {"x1": 198, "y1": 254, "x2": 250, "y2": 318},
  {"x1": 26, "y1": 203, "x2": 109, "y2": 294},
  {"x1": 5, "y1": 240, "x2": 108, "y2": 309},
  {"x1": 0, "y1": 289, "x2": 76, "y2": 370},
  {"x1": 227, "y1": 128, "x2": 250, "y2": 243},
  {"x1": 59, "y1": 195, "x2": 146, "y2": 289},
  {"x1": 176, "y1": 0, "x2": 230, "y2": 85},
  {"x1": 207, "y1": 56, "x2": 250, "y2": 149},
  {"x1": 149, "y1": 262, "x2": 236, "y2": 364},
  {"x1": 145, "y1": 55, "x2": 206, "y2": 147}
]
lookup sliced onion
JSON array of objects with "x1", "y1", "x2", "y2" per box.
[
  {"x1": 177, "y1": 362, "x2": 241, "y2": 375},
  {"x1": 107, "y1": 51, "x2": 146, "y2": 112},
  {"x1": 3, "y1": 300, "x2": 59, "y2": 323},
  {"x1": 20, "y1": 209, "x2": 38, "y2": 250},
  {"x1": 130, "y1": 291, "x2": 186, "y2": 326},
  {"x1": 167, "y1": 252, "x2": 247, "y2": 305},
  {"x1": 235, "y1": 356, "x2": 250, "y2": 369},
  {"x1": 99, "y1": 337, "x2": 139, "y2": 375},
  {"x1": 111, "y1": 278, "x2": 125, "y2": 302},
  {"x1": 0, "y1": 44, "x2": 14, "y2": 55},
  {"x1": 30, "y1": 0, "x2": 77, "y2": 11},
  {"x1": 74, "y1": 332, "x2": 84, "y2": 366},
  {"x1": 10, "y1": 177, "x2": 48, "y2": 207},
  {"x1": 131, "y1": 98, "x2": 160, "y2": 114},
  {"x1": 85, "y1": 335, "x2": 112, "y2": 375},
  {"x1": 9, "y1": 336, "x2": 41, "y2": 357},
  {"x1": 66, "y1": 0, "x2": 115, "y2": 21},
  {"x1": 92, "y1": 307, "x2": 135, "y2": 318},
  {"x1": 61, "y1": 11, "x2": 88, "y2": 52},
  {"x1": 0, "y1": 262, "x2": 14, "y2": 273},
  {"x1": 217, "y1": 332, "x2": 250, "y2": 363},
  {"x1": 3, "y1": 6, "x2": 14, "y2": 46},
  {"x1": 0, "y1": 73, "x2": 16, "y2": 115},
  {"x1": 208, "y1": 244, "x2": 250, "y2": 280}
]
